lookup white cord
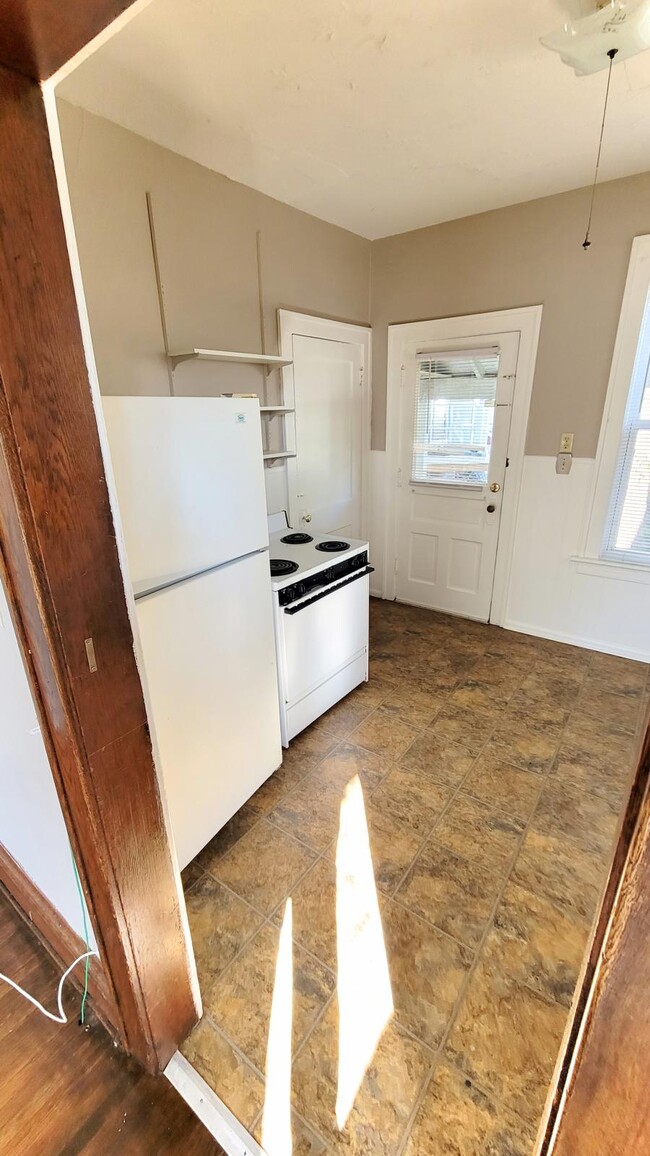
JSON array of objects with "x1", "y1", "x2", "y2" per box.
[{"x1": 0, "y1": 949, "x2": 99, "y2": 1024}]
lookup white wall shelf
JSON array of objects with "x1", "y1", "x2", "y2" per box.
[
  {"x1": 168, "y1": 349, "x2": 293, "y2": 370},
  {"x1": 263, "y1": 451, "x2": 296, "y2": 464},
  {"x1": 260, "y1": 406, "x2": 295, "y2": 416}
]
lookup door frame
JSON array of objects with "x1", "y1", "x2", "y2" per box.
[
  {"x1": 278, "y1": 310, "x2": 372, "y2": 539},
  {"x1": 0, "y1": 1, "x2": 200, "y2": 1074},
  {"x1": 384, "y1": 306, "x2": 542, "y2": 624},
  {"x1": 540, "y1": 716, "x2": 650, "y2": 1154}
]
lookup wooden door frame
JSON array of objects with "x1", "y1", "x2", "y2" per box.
[
  {"x1": 278, "y1": 309, "x2": 372, "y2": 540},
  {"x1": 540, "y1": 714, "x2": 650, "y2": 1153},
  {"x1": 383, "y1": 306, "x2": 542, "y2": 624},
  {"x1": 2, "y1": 3, "x2": 650, "y2": 1137},
  {"x1": 0, "y1": 1, "x2": 199, "y2": 1073}
]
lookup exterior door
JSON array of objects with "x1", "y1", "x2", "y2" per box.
[
  {"x1": 394, "y1": 331, "x2": 519, "y2": 621},
  {"x1": 279, "y1": 312, "x2": 370, "y2": 539}
]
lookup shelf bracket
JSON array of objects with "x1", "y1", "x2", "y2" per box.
[
  {"x1": 168, "y1": 352, "x2": 195, "y2": 370},
  {"x1": 146, "y1": 191, "x2": 175, "y2": 396}
]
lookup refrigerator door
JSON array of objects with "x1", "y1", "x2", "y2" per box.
[
  {"x1": 103, "y1": 396, "x2": 269, "y2": 594},
  {"x1": 135, "y1": 551, "x2": 282, "y2": 869}
]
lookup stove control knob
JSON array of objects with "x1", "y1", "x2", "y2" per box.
[{"x1": 295, "y1": 583, "x2": 306, "y2": 600}]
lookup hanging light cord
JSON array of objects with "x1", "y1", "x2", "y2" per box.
[{"x1": 583, "y1": 47, "x2": 618, "y2": 250}]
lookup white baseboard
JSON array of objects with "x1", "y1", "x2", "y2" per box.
[
  {"x1": 503, "y1": 619, "x2": 650, "y2": 665},
  {"x1": 165, "y1": 1051, "x2": 263, "y2": 1156}
]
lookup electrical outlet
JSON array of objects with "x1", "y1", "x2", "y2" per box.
[
  {"x1": 560, "y1": 433, "x2": 574, "y2": 453},
  {"x1": 556, "y1": 453, "x2": 572, "y2": 475}
]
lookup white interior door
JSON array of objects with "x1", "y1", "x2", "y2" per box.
[
  {"x1": 285, "y1": 325, "x2": 368, "y2": 537},
  {"x1": 394, "y1": 332, "x2": 519, "y2": 621}
]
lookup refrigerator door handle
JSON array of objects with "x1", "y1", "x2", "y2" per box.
[
  {"x1": 134, "y1": 547, "x2": 269, "y2": 601},
  {"x1": 284, "y1": 566, "x2": 374, "y2": 614}
]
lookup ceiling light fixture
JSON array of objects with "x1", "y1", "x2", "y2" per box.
[
  {"x1": 541, "y1": 0, "x2": 650, "y2": 76},
  {"x1": 541, "y1": 0, "x2": 650, "y2": 248}
]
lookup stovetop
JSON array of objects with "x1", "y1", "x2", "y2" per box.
[{"x1": 269, "y1": 526, "x2": 369, "y2": 589}]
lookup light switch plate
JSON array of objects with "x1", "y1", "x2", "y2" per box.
[
  {"x1": 556, "y1": 453, "x2": 572, "y2": 475},
  {"x1": 560, "y1": 433, "x2": 574, "y2": 453}
]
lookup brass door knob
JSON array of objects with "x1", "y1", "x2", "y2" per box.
[{"x1": 489, "y1": 482, "x2": 501, "y2": 493}]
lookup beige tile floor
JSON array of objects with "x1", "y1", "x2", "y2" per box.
[{"x1": 180, "y1": 599, "x2": 650, "y2": 1156}]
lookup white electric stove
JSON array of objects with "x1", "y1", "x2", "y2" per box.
[{"x1": 268, "y1": 514, "x2": 373, "y2": 746}]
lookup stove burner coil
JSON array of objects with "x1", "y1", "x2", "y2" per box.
[
  {"x1": 280, "y1": 532, "x2": 314, "y2": 545},
  {"x1": 315, "y1": 540, "x2": 350, "y2": 553},
  {"x1": 270, "y1": 558, "x2": 299, "y2": 576}
]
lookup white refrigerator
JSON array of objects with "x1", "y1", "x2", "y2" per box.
[{"x1": 102, "y1": 396, "x2": 282, "y2": 869}]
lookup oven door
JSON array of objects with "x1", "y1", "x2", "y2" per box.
[{"x1": 280, "y1": 570, "x2": 370, "y2": 704}]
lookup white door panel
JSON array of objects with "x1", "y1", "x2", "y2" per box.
[
  {"x1": 395, "y1": 332, "x2": 519, "y2": 621},
  {"x1": 135, "y1": 553, "x2": 281, "y2": 869},
  {"x1": 290, "y1": 335, "x2": 363, "y2": 536}
]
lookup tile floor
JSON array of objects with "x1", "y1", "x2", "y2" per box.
[{"x1": 180, "y1": 599, "x2": 650, "y2": 1156}]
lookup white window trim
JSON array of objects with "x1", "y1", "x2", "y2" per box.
[{"x1": 581, "y1": 234, "x2": 650, "y2": 571}]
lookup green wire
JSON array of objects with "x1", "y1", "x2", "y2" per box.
[{"x1": 70, "y1": 848, "x2": 92, "y2": 1024}]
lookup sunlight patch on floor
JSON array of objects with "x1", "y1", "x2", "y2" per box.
[
  {"x1": 335, "y1": 774, "x2": 394, "y2": 1130},
  {"x1": 261, "y1": 898, "x2": 293, "y2": 1156}
]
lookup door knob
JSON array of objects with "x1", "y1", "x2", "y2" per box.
[
  {"x1": 489, "y1": 482, "x2": 501, "y2": 493},
  {"x1": 303, "y1": 513, "x2": 312, "y2": 523},
  {"x1": 486, "y1": 504, "x2": 496, "y2": 513}
]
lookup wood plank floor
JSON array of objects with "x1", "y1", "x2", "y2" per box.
[{"x1": 0, "y1": 890, "x2": 223, "y2": 1156}]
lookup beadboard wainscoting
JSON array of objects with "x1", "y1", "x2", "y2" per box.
[
  {"x1": 505, "y1": 456, "x2": 650, "y2": 662},
  {"x1": 371, "y1": 453, "x2": 650, "y2": 662},
  {"x1": 369, "y1": 450, "x2": 387, "y2": 598}
]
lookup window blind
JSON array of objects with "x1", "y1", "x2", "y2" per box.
[
  {"x1": 411, "y1": 349, "x2": 499, "y2": 486},
  {"x1": 602, "y1": 290, "x2": 650, "y2": 565}
]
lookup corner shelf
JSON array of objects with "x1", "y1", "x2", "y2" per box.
[
  {"x1": 260, "y1": 406, "x2": 295, "y2": 416},
  {"x1": 263, "y1": 450, "x2": 296, "y2": 463},
  {"x1": 168, "y1": 348, "x2": 292, "y2": 370}
]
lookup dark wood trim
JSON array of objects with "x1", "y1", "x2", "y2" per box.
[
  {"x1": 542, "y1": 714, "x2": 650, "y2": 1155},
  {"x1": 0, "y1": 1, "x2": 137, "y2": 80},
  {"x1": 0, "y1": 842, "x2": 118, "y2": 1031},
  {"x1": 0, "y1": 63, "x2": 199, "y2": 1072}
]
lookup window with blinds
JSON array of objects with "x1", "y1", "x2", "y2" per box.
[
  {"x1": 602, "y1": 289, "x2": 650, "y2": 565},
  {"x1": 411, "y1": 349, "x2": 499, "y2": 486}
]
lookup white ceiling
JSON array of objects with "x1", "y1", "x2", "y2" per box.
[{"x1": 57, "y1": 0, "x2": 650, "y2": 239}]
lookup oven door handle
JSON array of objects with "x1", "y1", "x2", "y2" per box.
[{"x1": 283, "y1": 565, "x2": 374, "y2": 614}]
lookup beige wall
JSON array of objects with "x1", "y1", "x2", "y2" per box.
[
  {"x1": 58, "y1": 101, "x2": 371, "y2": 403},
  {"x1": 370, "y1": 172, "x2": 650, "y2": 454},
  {"x1": 59, "y1": 100, "x2": 650, "y2": 460}
]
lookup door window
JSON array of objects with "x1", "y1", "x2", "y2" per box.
[{"x1": 411, "y1": 349, "x2": 500, "y2": 486}]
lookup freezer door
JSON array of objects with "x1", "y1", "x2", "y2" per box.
[
  {"x1": 103, "y1": 396, "x2": 269, "y2": 593},
  {"x1": 135, "y1": 552, "x2": 282, "y2": 869}
]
